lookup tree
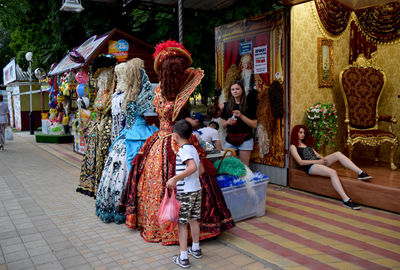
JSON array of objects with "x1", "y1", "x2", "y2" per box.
[
  {"x1": 0, "y1": 0, "x2": 281, "y2": 100},
  {"x1": 127, "y1": 0, "x2": 281, "y2": 104}
]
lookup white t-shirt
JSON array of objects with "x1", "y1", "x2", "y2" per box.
[
  {"x1": 175, "y1": 144, "x2": 201, "y2": 193},
  {"x1": 197, "y1": 127, "x2": 220, "y2": 144}
]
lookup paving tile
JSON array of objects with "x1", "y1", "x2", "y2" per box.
[
  {"x1": 4, "y1": 249, "x2": 29, "y2": 263},
  {"x1": 20, "y1": 232, "x2": 44, "y2": 243},
  {"x1": 35, "y1": 261, "x2": 64, "y2": 270},
  {"x1": 60, "y1": 255, "x2": 88, "y2": 268},
  {"x1": 2, "y1": 243, "x2": 26, "y2": 255},
  {"x1": 24, "y1": 239, "x2": 48, "y2": 249},
  {"x1": 0, "y1": 236, "x2": 22, "y2": 246},
  {"x1": 6, "y1": 258, "x2": 34, "y2": 270},
  {"x1": 48, "y1": 240, "x2": 74, "y2": 251},
  {"x1": 242, "y1": 261, "x2": 271, "y2": 270},
  {"x1": 31, "y1": 253, "x2": 58, "y2": 266},
  {"x1": 43, "y1": 235, "x2": 68, "y2": 244},
  {"x1": 26, "y1": 245, "x2": 52, "y2": 257},
  {"x1": 53, "y1": 247, "x2": 80, "y2": 259},
  {"x1": 68, "y1": 263, "x2": 94, "y2": 270},
  {"x1": 0, "y1": 231, "x2": 18, "y2": 240}
]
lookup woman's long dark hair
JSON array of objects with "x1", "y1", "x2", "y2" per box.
[
  {"x1": 159, "y1": 56, "x2": 187, "y2": 101},
  {"x1": 291, "y1": 125, "x2": 314, "y2": 147},
  {"x1": 226, "y1": 80, "x2": 247, "y2": 114}
]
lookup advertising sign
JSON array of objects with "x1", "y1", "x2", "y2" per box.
[
  {"x1": 253, "y1": 45, "x2": 268, "y2": 74},
  {"x1": 239, "y1": 41, "x2": 252, "y2": 55},
  {"x1": 3, "y1": 59, "x2": 16, "y2": 85},
  {"x1": 109, "y1": 39, "x2": 129, "y2": 61}
]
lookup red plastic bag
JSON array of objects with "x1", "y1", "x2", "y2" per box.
[{"x1": 158, "y1": 188, "x2": 181, "y2": 232}]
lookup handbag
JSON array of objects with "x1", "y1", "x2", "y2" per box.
[
  {"x1": 227, "y1": 132, "x2": 249, "y2": 146},
  {"x1": 5, "y1": 127, "x2": 13, "y2": 141},
  {"x1": 158, "y1": 188, "x2": 181, "y2": 232}
]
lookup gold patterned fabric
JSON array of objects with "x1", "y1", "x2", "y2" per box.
[
  {"x1": 77, "y1": 92, "x2": 113, "y2": 198},
  {"x1": 341, "y1": 67, "x2": 384, "y2": 129},
  {"x1": 350, "y1": 130, "x2": 396, "y2": 139},
  {"x1": 76, "y1": 122, "x2": 98, "y2": 197}
]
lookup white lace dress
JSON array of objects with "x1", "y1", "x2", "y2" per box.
[{"x1": 110, "y1": 91, "x2": 126, "y2": 143}]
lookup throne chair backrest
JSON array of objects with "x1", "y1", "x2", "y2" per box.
[{"x1": 340, "y1": 66, "x2": 385, "y2": 130}]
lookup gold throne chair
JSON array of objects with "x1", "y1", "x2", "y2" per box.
[{"x1": 339, "y1": 54, "x2": 398, "y2": 170}]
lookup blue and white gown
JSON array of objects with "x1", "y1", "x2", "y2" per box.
[{"x1": 95, "y1": 70, "x2": 158, "y2": 224}]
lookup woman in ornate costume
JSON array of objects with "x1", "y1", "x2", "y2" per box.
[
  {"x1": 76, "y1": 55, "x2": 116, "y2": 197},
  {"x1": 110, "y1": 62, "x2": 127, "y2": 143},
  {"x1": 120, "y1": 40, "x2": 234, "y2": 245},
  {"x1": 96, "y1": 58, "x2": 158, "y2": 224}
]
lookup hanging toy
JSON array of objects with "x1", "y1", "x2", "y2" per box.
[
  {"x1": 75, "y1": 71, "x2": 89, "y2": 84},
  {"x1": 63, "y1": 82, "x2": 70, "y2": 96},
  {"x1": 76, "y1": 83, "x2": 86, "y2": 97},
  {"x1": 57, "y1": 93, "x2": 65, "y2": 103}
]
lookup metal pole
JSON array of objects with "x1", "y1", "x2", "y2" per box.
[
  {"x1": 178, "y1": 0, "x2": 183, "y2": 45},
  {"x1": 29, "y1": 61, "x2": 34, "y2": 135}
]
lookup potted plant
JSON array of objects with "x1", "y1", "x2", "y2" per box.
[{"x1": 306, "y1": 102, "x2": 338, "y2": 150}]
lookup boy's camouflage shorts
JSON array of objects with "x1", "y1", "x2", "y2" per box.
[{"x1": 176, "y1": 190, "x2": 202, "y2": 224}]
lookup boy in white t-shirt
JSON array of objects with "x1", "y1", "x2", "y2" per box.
[
  {"x1": 167, "y1": 119, "x2": 204, "y2": 268},
  {"x1": 196, "y1": 121, "x2": 223, "y2": 151}
]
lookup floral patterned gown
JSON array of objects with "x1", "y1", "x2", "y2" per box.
[
  {"x1": 96, "y1": 71, "x2": 157, "y2": 224},
  {"x1": 110, "y1": 91, "x2": 126, "y2": 143},
  {"x1": 120, "y1": 68, "x2": 235, "y2": 245},
  {"x1": 76, "y1": 92, "x2": 112, "y2": 198}
]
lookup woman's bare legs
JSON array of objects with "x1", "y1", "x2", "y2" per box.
[
  {"x1": 310, "y1": 164, "x2": 350, "y2": 201},
  {"x1": 324, "y1": 152, "x2": 362, "y2": 174},
  {"x1": 238, "y1": 150, "x2": 251, "y2": 166}
]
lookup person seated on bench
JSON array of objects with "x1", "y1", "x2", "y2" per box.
[{"x1": 290, "y1": 125, "x2": 372, "y2": 210}]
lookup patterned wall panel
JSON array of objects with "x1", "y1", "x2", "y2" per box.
[{"x1": 290, "y1": 2, "x2": 400, "y2": 162}]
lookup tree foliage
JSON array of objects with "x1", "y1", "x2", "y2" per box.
[{"x1": 0, "y1": 0, "x2": 281, "y2": 101}]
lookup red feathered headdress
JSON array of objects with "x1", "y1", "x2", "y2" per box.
[{"x1": 153, "y1": 39, "x2": 192, "y2": 75}]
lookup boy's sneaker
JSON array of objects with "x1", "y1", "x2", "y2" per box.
[
  {"x1": 188, "y1": 247, "x2": 202, "y2": 259},
  {"x1": 172, "y1": 255, "x2": 190, "y2": 268},
  {"x1": 343, "y1": 199, "x2": 361, "y2": 210},
  {"x1": 358, "y1": 171, "x2": 372, "y2": 181}
]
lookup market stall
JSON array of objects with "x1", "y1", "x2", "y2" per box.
[
  {"x1": 39, "y1": 28, "x2": 157, "y2": 153},
  {"x1": 3, "y1": 59, "x2": 49, "y2": 131}
]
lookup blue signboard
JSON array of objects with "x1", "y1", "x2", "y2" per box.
[
  {"x1": 240, "y1": 41, "x2": 252, "y2": 55},
  {"x1": 116, "y1": 39, "x2": 129, "y2": 52}
]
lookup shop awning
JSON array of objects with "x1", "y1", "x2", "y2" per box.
[{"x1": 48, "y1": 28, "x2": 153, "y2": 76}]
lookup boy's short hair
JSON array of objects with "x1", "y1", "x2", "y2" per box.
[
  {"x1": 173, "y1": 119, "x2": 193, "y2": 139},
  {"x1": 208, "y1": 121, "x2": 219, "y2": 130}
]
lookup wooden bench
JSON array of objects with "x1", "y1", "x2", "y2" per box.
[{"x1": 289, "y1": 167, "x2": 400, "y2": 213}]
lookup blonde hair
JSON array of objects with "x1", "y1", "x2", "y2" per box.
[
  {"x1": 123, "y1": 58, "x2": 144, "y2": 110},
  {"x1": 223, "y1": 64, "x2": 240, "y2": 101}
]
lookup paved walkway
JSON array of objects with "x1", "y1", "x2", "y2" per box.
[
  {"x1": 1, "y1": 133, "x2": 400, "y2": 270},
  {"x1": 0, "y1": 134, "x2": 275, "y2": 270}
]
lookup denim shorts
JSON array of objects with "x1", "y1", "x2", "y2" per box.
[
  {"x1": 224, "y1": 138, "x2": 254, "y2": 151},
  {"x1": 308, "y1": 164, "x2": 316, "y2": 175}
]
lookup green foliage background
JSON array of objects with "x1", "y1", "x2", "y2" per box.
[{"x1": 0, "y1": 0, "x2": 281, "y2": 101}]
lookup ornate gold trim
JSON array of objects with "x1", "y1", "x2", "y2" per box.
[
  {"x1": 317, "y1": 37, "x2": 334, "y2": 87},
  {"x1": 340, "y1": 54, "x2": 397, "y2": 170}
]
